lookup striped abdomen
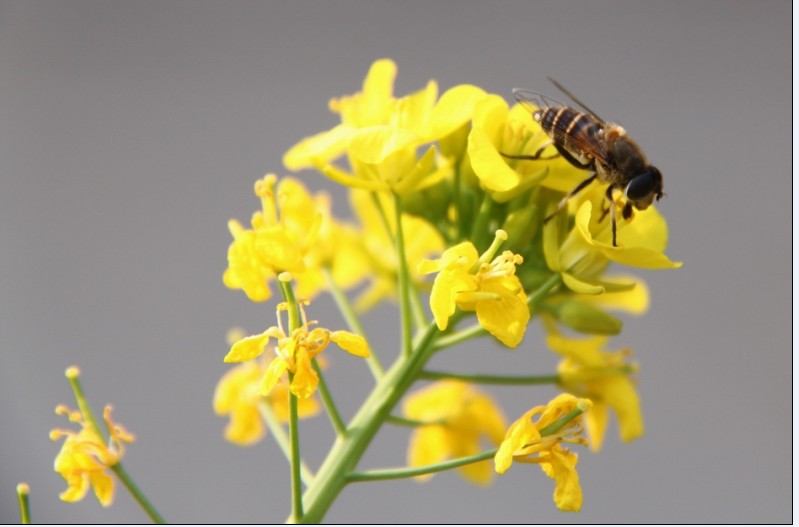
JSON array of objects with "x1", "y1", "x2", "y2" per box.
[{"x1": 533, "y1": 106, "x2": 602, "y2": 159}]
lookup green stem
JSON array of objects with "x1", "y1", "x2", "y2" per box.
[
  {"x1": 278, "y1": 276, "x2": 305, "y2": 521},
  {"x1": 287, "y1": 373, "x2": 304, "y2": 521},
  {"x1": 292, "y1": 322, "x2": 440, "y2": 524},
  {"x1": 110, "y1": 463, "x2": 166, "y2": 524},
  {"x1": 528, "y1": 273, "x2": 562, "y2": 307},
  {"x1": 420, "y1": 370, "x2": 560, "y2": 386},
  {"x1": 65, "y1": 370, "x2": 105, "y2": 442},
  {"x1": 347, "y1": 449, "x2": 497, "y2": 483},
  {"x1": 311, "y1": 358, "x2": 346, "y2": 437},
  {"x1": 323, "y1": 267, "x2": 384, "y2": 379},
  {"x1": 258, "y1": 403, "x2": 315, "y2": 487},
  {"x1": 539, "y1": 406, "x2": 588, "y2": 436},
  {"x1": 393, "y1": 192, "x2": 413, "y2": 358},
  {"x1": 16, "y1": 484, "x2": 30, "y2": 524},
  {"x1": 470, "y1": 192, "x2": 494, "y2": 249},
  {"x1": 386, "y1": 415, "x2": 444, "y2": 428},
  {"x1": 432, "y1": 323, "x2": 486, "y2": 349}
]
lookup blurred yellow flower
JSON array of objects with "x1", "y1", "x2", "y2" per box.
[
  {"x1": 223, "y1": 174, "x2": 363, "y2": 302},
  {"x1": 494, "y1": 394, "x2": 591, "y2": 512},
  {"x1": 548, "y1": 334, "x2": 643, "y2": 451},
  {"x1": 402, "y1": 381, "x2": 506, "y2": 485},
  {"x1": 213, "y1": 360, "x2": 321, "y2": 446},
  {"x1": 349, "y1": 190, "x2": 444, "y2": 311},
  {"x1": 50, "y1": 405, "x2": 134, "y2": 507},
  {"x1": 223, "y1": 302, "x2": 370, "y2": 398},
  {"x1": 419, "y1": 231, "x2": 529, "y2": 347}
]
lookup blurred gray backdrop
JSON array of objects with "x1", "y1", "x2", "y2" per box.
[{"x1": 0, "y1": 0, "x2": 791, "y2": 523}]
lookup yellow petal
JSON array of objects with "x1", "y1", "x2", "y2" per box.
[
  {"x1": 90, "y1": 471, "x2": 115, "y2": 507},
  {"x1": 260, "y1": 357, "x2": 287, "y2": 396},
  {"x1": 427, "y1": 84, "x2": 487, "y2": 139},
  {"x1": 542, "y1": 448, "x2": 582, "y2": 512},
  {"x1": 474, "y1": 279, "x2": 530, "y2": 348},
  {"x1": 575, "y1": 202, "x2": 682, "y2": 269},
  {"x1": 290, "y1": 350, "x2": 319, "y2": 399},
  {"x1": 600, "y1": 376, "x2": 644, "y2": 443},
  {"x1": 330, "y1": 331, "x2": 371, "y2": 358},
  {"x1": 408, "y1": 426, "x2": 449, "y2": 482},
  {"x1": 347, "y1": 125, "x2": 420, "y2": 165},
  {"x1": 468, "y1": 127, "x2": 521, "y2": 193},
  {"x1": 584, "y1": 402, "x2": 609, "y2": 452},
  {"x1": 283, "y1": 124, "x2": 354, "y2": 171},
  {"x1": 224, "y1": 333, "x2": 270, "y2": 363},
  {"x1": 224, "y1": 403, "x2": 265, "y2": 446}
]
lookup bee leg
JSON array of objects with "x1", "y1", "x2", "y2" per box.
[
  {"x1": 500, "y1": 141, "x2": 558, "y2": 161},
  {"x1": 553, "y1": 143, "x2": 593, "y2": 170},
  {"x1": 543, "y1": 173, "x2": 597, "y2": 224},
  {"x1": 598, "y1": 204, "x2": 610, "y2": 223},
  {"x1": 605, "y1": 185, "x2": 618, "y2": 247}
]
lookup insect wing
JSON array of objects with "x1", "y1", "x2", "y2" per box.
[{"x1": 512, "y1": 88, "x2": 564, "y2": 114}]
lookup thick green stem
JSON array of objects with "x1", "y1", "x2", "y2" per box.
[{"x1": 291, "y1": 323, "x2": 439, "y2": 524}]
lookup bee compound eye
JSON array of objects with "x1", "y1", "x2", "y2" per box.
[{"x1": 624, "y1": 169, "x2": 659, "y2": 201}]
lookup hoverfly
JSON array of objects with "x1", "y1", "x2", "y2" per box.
[{"x1": 506, "y1": 78, "x2": 664, "y2": 247}]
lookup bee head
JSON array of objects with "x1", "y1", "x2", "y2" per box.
[{"x1": 624, "y1": 166, "x2": 663, "y2": 210}]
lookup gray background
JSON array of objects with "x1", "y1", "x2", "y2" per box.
[{"x1": 0, "y1": 0, "x2": 791, "y2": 523}]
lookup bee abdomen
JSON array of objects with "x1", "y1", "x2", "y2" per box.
[{"x1": 534, "y1": 106, "x2": 600, "y2": 151}]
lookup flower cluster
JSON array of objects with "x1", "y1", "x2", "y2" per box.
[
  {"x1": 45, "y1": 58, "x2": 680, "y2": 524},
  {"x1": 214, "y1": 58, "x2": 680, "y2": 516}
]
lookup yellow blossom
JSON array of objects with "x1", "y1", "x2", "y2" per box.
[
  {"x1": 402, "y1": 381, "x2": 506, "y2": 485},
  {"x1": 419, "y1": 231, "x2": 530, "y2": 347},
  {"x1": 50, "y1": 405, "x2": 134, "y2": 507},
  {"x1": 547, "y1": 334, "x2": 644, "y2": 451},
  {"x1": 494, "y1": 393, "x2": 591, "y2": 512},
  {"x1": 223, "y1": 301, "x2": 370, "y2": 398},
  {"x1": 213, "y1": 360, "x2": 321, "y2": 446}
]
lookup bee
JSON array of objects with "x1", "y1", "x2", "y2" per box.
[{"x1": 506, "y1": 78, "x2": 664, "y2": 247}]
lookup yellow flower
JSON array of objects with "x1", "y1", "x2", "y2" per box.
[
  {"x1": 50, "y1": 405, "x2": 134, "y2": 507},
  {"x1": 494, "y1": 394, "x2": 591, "y2": 512},
  {"x1": 402, "y1": 381, "x2": 506, "y2": 485},
  {"x1": 547, "y1": 334, "x2": 644, "y2": 451},
  {"x1": 223, "y1": 301, "x2": 370, "y2": 398},
  {"x1": 223, "y1": 174, "x2": 363, "y2": 302},
  {"x1": 349, "y1": 189, "x2": 444, "y2": 311},
  {"x1": 543, "y1": 186, "x2": 681, "y2": 292},
  {"x1": 466, "y1": 95, "x2": 585, "y2": 201},
  {"x1": 213, "y1": 359, "x2": 321, "y2": 446},
  {"x1": 419, "y1": 231, "x2": 530, "y2": 347},
  {"x1": 284, "y1": 58, "x2": 486, "y2": 194}
]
